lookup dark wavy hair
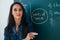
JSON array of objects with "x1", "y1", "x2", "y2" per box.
[{"x1": 6, "y1": 2, "x2": 28, "y2": 39}]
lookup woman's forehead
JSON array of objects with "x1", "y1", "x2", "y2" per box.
[{"x1": 13, "y1": 4, "x2": 22, "y2": 9}]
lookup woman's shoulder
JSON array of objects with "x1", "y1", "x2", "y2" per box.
[
  {"x1": 4, "y1": 26, "x2": 12, "y2": 36},
  {"x1": 4, "y1": 27, "x2": 8, "y2": 36},
  {"x1": 4, "y1": 26, "x2": 10, "y2": 32}
]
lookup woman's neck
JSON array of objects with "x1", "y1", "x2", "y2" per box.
[
  {"x1": 14, "y1": 18, "x2": 21, "y2": 32},
  {"x1": 15, "y1": 18, "x2": 21, "y2": 27}
]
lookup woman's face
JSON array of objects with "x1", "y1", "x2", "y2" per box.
[{"x1": 12, "y1": 4, "x2": 23, "y2": 19}]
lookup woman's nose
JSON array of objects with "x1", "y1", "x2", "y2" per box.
[{"x1": 16, "y1": 11, "x2": 19, "y2": 14}]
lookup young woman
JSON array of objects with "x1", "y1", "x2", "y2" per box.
[{"x1": 4, "y1": 2, "x2": 38, "y2": 40}]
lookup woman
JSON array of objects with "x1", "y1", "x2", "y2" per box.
[{"x1": 4, "y1": 2, "x2": 38, "y2": 40}]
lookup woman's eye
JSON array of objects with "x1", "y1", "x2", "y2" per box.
[
  {"x1": 19, "y1": 9, "x2": 22, "y2": 11},
  {"x1": 14, "y1": 9, "x2": 17, "y2": 11}
]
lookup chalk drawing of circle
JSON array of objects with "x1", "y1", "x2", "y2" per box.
[{"x1": 31, "y1": 8, "x2": 48, "y2": 24}]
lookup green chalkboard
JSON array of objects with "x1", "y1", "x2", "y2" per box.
[{"x1": 14, "y1": 0, "x2": 60, "y2": 40}]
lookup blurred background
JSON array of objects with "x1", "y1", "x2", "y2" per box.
[{"x1": 1, "y1": 0, "x2": 60, "y2": 40}]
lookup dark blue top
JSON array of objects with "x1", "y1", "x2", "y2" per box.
[{"x1": 4, "y1": 23, "x2": 33, "y2": 40}]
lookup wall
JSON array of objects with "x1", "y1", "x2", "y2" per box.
[{"x1": 0, "y1": 0, "x2": 13, "y2": 40}]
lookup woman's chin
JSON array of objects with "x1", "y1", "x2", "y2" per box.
[{"x1": 16, "y1": 17, "x2": 20, "y2": 19}]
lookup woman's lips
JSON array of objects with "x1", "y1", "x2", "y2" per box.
[{"x1": 17, "y1": 14, "x2": 20, "y2": 16}]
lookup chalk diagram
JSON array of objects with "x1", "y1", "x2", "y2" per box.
[
  {"x1": 19, "y1": 0, "x2": 60, "y2": 25},
  {"x1": 31, "y1": 8, "x2": 48, "y2": 24},
  {"x1": 21, "y1": 2, "x2": 49, "y2": 24}
]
